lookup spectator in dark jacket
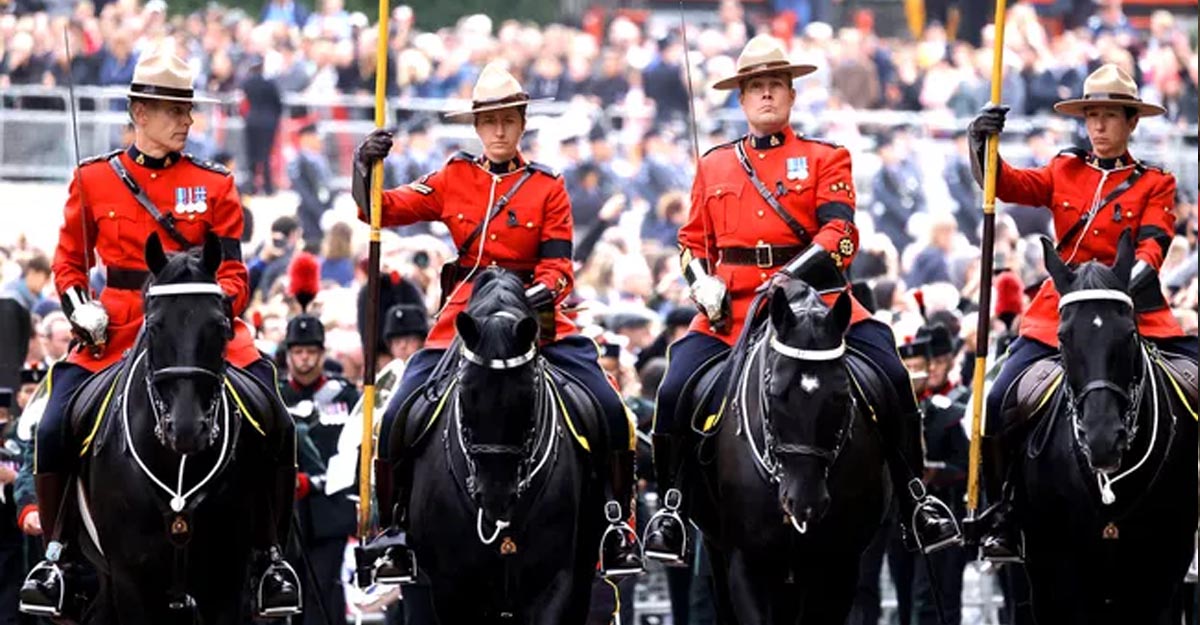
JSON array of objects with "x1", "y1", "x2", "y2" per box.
[
  {"x1": 289, "y1": 123, "x2": 335, "y2": 249},
  {"x1": 241, "y1": 59, "x2": 284, "y2": 195},
  {"x1": 869, "y1": 131, "x2": 924, "y2": 250},
  {"x1": 943, "y1": 130, "x2": 980, "y2": 244}
]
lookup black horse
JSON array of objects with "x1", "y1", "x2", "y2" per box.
[
  {"x1": 71, "y1": 233, "x2": 294, "y2": 624},
  {"x1": 675, "y1": 280, "x2": 890, "y2": 624},
  {"x1": 395, "y1": 268, "x2": 605, "y2": 624},
  {"x1": 1008, "y1": 234, "x2": 1197, "y2": 624}
]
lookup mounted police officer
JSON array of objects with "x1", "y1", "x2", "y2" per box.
[
  {"x1": 643, "y1": 35, "x2": 961, "y2": 564},
  {"x1": 354, "y1": 61, "x2": 644, "y2": 580},
  {"x1": 20, "y1": 45, "x2": 300, "y2": 617},
  {"x1": 279, "y1": 312, "x2": 359, "y2": 625},
  {"x1": 971, "y1": 64, "x2": 1200, "y2": 562}
]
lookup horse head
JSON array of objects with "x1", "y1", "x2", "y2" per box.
[
  {"x1": 764, "y1": 279, "x2": 853, "y2": 530},
  {"x1": 142, "y1": 232, "x2": 232, "y2": 455},
  {"x1": 1041, "y1": 229, "x2": 1141, "y2": 473},
  {"x1": 454, "y1": 268, "x2": 541, "y2": 521}
]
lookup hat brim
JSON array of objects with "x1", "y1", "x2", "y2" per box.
[
  {"x1": 126, "y1": 89, "x2": 221, "y2": 104},
  {"x1": 1054, "y1": 98, "x2": 1165, "y2": 118},
  {"x1": 443, "y1": 97, "x2": 554, "y2": 120},
  {"x1": 712, "y1": 63, "x2": 817, "y2": 91}
]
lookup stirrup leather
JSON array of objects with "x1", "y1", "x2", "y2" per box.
[{"x1": 18, "y1": 561, "x2": 64, "y2": 617}]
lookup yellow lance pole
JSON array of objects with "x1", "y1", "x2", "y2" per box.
[
  {"x1": 358, "y1": 0, "x2": 390, "y2": 543},
  {"x1": 966, "y1": 0, "x2": 1010, "y2": 518}
]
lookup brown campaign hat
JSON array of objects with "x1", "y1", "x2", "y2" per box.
[
  {"x1": 712, "y1": 34, "x2": 817, "y2": 91},
  {"x1": 125, "y1": 44, "x2": 218, "y2": 104},
  {"x1": 1053, "y1": 63, "x2": 1165, "y2": 118},
  {"x1": 444, "y1": 61, "x2": 551, "y2": 120}
]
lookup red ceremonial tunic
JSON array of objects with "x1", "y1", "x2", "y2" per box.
[
  {"x1": 679, "y1": 130, "x2": 872, "y2": 345},
  {"x1": 996, "y1": 149, "x2": 1183, "y2": 348},
  {"x1": 53, "y1": 146, "x2": 258, "y2": 372},
  {"x1": 371, "y1": 152, "x2": 576, "y2": 350}
]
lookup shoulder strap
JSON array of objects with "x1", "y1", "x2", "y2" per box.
[
  {"x1": 456, "y1": 168, "x2": 536, "y2": 258},
  {"x1": 107, "y1": 156, "x2": 191, "y2": 248},
  {"x1": 1055, "y1": 164, "x2": 1146, "y2": 254},
  {"x1": 733, "y1": 140, "x2": 811, "y2": 245}
]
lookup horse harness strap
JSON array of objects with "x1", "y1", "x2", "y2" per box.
[
  {"x1": 108, "y1": 155, "x2": 192, "y2": 249},
  {"x1": 733, "y1": 140, "x2": 812, "y2": 246}
]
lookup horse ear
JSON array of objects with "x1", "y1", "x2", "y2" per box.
[
  {"x1": 1039, "y1": 235, "x2": 1073, "y2": 294},
  {"x1": 826, "y1": 290, "x2": 852, "y2": 336},
  {"x1": 769, "y1": 287, "x2": 795, "y2": 334},
  {"x1": 145, "y1": 232, "x2": 167, "y2": 275},
  {"x1": 515, "y1": 316, "x2": 539, "y2": 348},
  {"x1": 1112, "y1": 228, "x2": 1134, "y2": 286},
  {"x1": 456, "y1": 313, "x2": 480, "y2": 348},
  {"x1": 202, "y1": 232, "x2": 222, "y2": 276}
]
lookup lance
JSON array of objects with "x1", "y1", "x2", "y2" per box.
[
  {"x1": 966, "y1": 0, "x2": 1010, "y2": 519},
  {"x1": 358, "y1": 0, "x2": 390, "y2": 544},
  {"x1": 63, "y1": 27, "x2": 94, "y2": 296}
]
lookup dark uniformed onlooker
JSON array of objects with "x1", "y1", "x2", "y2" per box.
[
  {"x1": 290, "y1": 123, "x2": 336, "y2": 251},
  {"x1": 382, "y1": 304, "x2": 429, "y2": 364},
  {"x1": 241, "y1": 58, "x2": 284, "y2": 196},
  {"x1": 870, "y1": 130, "x2": 926, "y2": 251},
  {"x1": 279, "y1": 312, "x2": 360, "y2": 625},
  {"x1": 944, "y1": 129, "x2": 980, "y2": 244}
]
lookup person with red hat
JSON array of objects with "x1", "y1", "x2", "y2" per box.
[
  {"x1": 22, "y1": 44, "x2": 300, "y2": 617},
  {"x1": 969, "y1": 63, "x2": 1198, "y2": 562},
  {"x1": 643, "y1": 34, "x2": 960, "y2": 565},
  {"x1": 353, "y1": 61, "x2": 644, "y2": 580}
]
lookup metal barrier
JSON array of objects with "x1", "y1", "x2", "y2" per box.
[{"x1": 1, "y1": 86, "x2": 1195, "y2": 202}]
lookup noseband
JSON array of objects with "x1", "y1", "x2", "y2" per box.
[{"x1": 144, "y1": 282, "x2": 228, "y2": 446}]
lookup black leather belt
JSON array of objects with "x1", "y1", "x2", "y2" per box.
[
  {"x1": 719, "y1": 244, "x2": 805, "y2": 268},
  {"x1": 107, "y1": 267, "x2": 150, "y2": 290}
]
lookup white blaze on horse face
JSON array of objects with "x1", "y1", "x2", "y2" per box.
[
  {"x1": 800, "y1": 374, "x2": 820, "y2": 395},
  {"x1": 1092, "y1": 315, "x2": 1103, "y2": 329}
]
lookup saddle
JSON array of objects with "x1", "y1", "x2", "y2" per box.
[
  {"x1": 1001, "y1": 358, "x2": 1065, "y2": 430},
  {"x1": 397, "y1": 349, "x2": 596, "y2": 455},
  {"x1": 1157, "y1": 353, "x2": 1197, "y2": 414}
]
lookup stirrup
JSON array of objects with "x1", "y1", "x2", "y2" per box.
[
  {"x1": 375, "y1": 547, "x2": 418, "y2": 585},
  {"x1": 599, "y1": 501, "x2": 643, "y2": 578},
  {"x1": 255, "y1": 559, "x2": 302, "y2": 618},
  {"x1": 643, "y1": 489, "x2": 687, "y2": 565},
  {"x1": 909, "y1": 486, "x2": 963, "y2": 555},
  {"x1": 18, "y1": 561, "x2": 64, "y2": 617}
]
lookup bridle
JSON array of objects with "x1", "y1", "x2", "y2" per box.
[
  {"x1": 453, "y1": 311, "x2": 549, "y2": 543},
  {"x1": 142, "y1": 282, "x2": 229, "y2": 448},
  {"x1": 1057, "y1": 288, "x2": 1156, "y2": 504}
]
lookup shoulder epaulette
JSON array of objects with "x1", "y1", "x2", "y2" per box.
[
  {"x1": 526, "y1": 161, "x2": 560, "y2": 178},
  {"x1": 184, "y1": 153, "x2": 231, "y2": 175},
  {"x1": 447, "y1": 150, "x2": 476, "y2": 164},
  {"x1": 1057, "y1": 147, "x2": 1088, "y2": 159},
  {"x1": 703, "y1": 137, "x2": 739, "y2": 158},
  {"x1": 79, "y1": 149, "x2": 123, "y2": 168},
  {"x1": 797, "y1": 135, "x2": 844, "y2": 150},
  {"x1": 1139, "y1": 161, "x2": 1168, "y2": 174}
]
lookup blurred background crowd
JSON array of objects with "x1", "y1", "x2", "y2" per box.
[{"x1": 0, "y1": 0, "x2": 1196, "y2": 623}]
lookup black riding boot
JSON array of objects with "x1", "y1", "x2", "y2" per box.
[
  {"x1": 976, "y1": 434, "x2": 1023, "y2": 562},
  {"x1": 371, "y1": 457, "x2": 417, "y2": 585},
  {"x1": 642, "y1": 433, "x2": 689, "y2": 566},
  {"x1": 884, "y1": 410, "x2": 962, "y2": 554},
  {"x1": 254, "y1": 467, "x2": 302, "y2": 618},
  {"x1": 600, "y1": 450, "x2": 645, "y2": 577},
  {"x1": 19, "y1": 473, "x2": 72, "y2": 618}
]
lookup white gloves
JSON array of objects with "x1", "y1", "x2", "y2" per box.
[{"x1": 64, "y1": 286, "x2": 109, "y2": 347}]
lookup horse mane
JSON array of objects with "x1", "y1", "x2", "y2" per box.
[
  {"x1": 146, "y1": 246, "x2": 214, "y2": 288},
  {"x1": 465, "y1": 268, "x2": 534, "y2": 319},
  {"x1": 1071, "y1": 261, "x2": 1125, "y2": 292}
]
